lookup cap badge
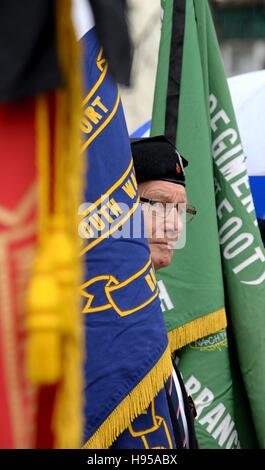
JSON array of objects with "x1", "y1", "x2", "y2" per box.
[{"x1": 176, "y1": 164, "x2": 181, "y2": 174}]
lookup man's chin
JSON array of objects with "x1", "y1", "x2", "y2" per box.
[
  {"x1": 150, "y1": 243, "x2": 173, "y2": 270},
  {"x1": 154, "y1": 258, "x2": 171, "y2": 270}
]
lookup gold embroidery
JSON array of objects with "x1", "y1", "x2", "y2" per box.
[{"x1": 0, "y1": 184, "x2": 37, "y2": 447}]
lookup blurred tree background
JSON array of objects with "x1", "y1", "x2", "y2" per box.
[
  {"x1": 211, "y1": 0, "x2": 265, "y2": 76},
  {"x1": 121, "y1": 0, "x2": 265, "y2": 133}
]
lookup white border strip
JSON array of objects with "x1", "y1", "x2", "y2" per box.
[{"x1": 72, "y1": 0, "x2": 95, "y2": 39}]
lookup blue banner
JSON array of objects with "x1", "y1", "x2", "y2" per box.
[{"x1": 80, "y1": 28, "x2": 171, "y2": 448}]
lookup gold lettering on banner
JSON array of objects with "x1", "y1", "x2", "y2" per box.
[
  {"x1": 81, "y1": 95, "x2": 109, "y2": 135},
  {"x1": 82, "y1": 49, "x2": 108, "y2": 108},
  {"x1": 96, "y1": 48, "x2": 107, "y2": 72},
  {"x1": 145, "y1": 267, "x2": 157, "y2": 293},
  {"x1": 81, "y1": 198, "x2": 124, "y2": 240},
  {"x1": 106, "y1": 199, "x2": 123, "y2": 217},
  {"x1": 81, "y1": 91, "x2": 120, "y2": 153},
  {"x1": 79, "y1": 160, "x2": 140, "y2": 254},
  {"x1": 80, "y1": 160, "x2": 133, "y2": 220},
  {"x1": 122, "y1": 173, "x2": 138, "y2": 199}
]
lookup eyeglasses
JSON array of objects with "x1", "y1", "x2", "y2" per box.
[{"x1": 140, "y1": 197, "x2": 197, "y2": 223}]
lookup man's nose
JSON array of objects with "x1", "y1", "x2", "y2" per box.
[
  {"x1": 165, "y1": 206, "x2": 183, "y2": 235},
  {"x1": 175, "y1": 207, "x2": 183, "y2": 235}
]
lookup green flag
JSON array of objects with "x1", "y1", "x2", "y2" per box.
[
  {"x1": 177, "y1": 331, "x2": 258, "y2": 449},
  {"x1": 152, "y1": 0, "x2": 265, "y2": 447},
  {"x1": 152, "y1": 0, "x2": 227, "y2": 353}
]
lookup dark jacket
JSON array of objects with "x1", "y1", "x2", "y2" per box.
[{"x1": 0, "y1": 0, "x2": 132, "y2": 102}]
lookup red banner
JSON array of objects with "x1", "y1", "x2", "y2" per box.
[{"x1": 0, "y1": 98, "x2": 38, "y2": 448}]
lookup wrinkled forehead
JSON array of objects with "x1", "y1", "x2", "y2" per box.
[{"x1": 139, "y1": 180, "x2": 187, "y2": 202}]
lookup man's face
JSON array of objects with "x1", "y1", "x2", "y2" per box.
[{"x1": 139, "y1": 180, "x2": 187, "y2": 271}]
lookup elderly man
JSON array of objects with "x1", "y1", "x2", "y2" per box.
[
  {"x1": 132, "y1": 135, "x2": 197, "y2": 448},
  {"x1": 132, "y1": 135, "x2": 196, "y2": 270},
  {"x1": 111, "y1": 135, "x2": 197, "y2": 449}
]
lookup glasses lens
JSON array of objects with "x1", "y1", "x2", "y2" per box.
[
  {"x1": 152, "y1": 202, "x2": 167, "y2": 218},
  {"x1": 141, "y1": 199, "x2": 196, "y2": 223},
  {"x1": 176, "y1": 204, "x2": 196, "y2": 224}
]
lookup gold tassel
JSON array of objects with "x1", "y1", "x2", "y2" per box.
[
  {"x1": 51, "y1": 0, "x2": 84, "y2": 449},
  {"x1": 26, "y1": 245, "x2": 62, "y2": 384},
  {"x1": 48, "y1": 217, "x2": 76, "y2": 334},
  {"x1": 168, "y1": 308, "x2": 227, "y2": 352},
  {"x1": 49, "y1": 217, "x2": 83, "y2": 448},
  {"x1": 26, "y1": 92, "x2": 64, "y2": 384},
  {"x1": 26, "y1": 0, "x2": 84, "y2": 448}
]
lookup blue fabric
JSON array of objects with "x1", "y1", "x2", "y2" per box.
[
  {"x1": 81, "y1": 28, "x2": 169, "y2": 445},
  {"x1": 249, "y1": 176, "x2": 265, "y2": 220},
  {"x1": 111, "y1": 388, "x2": 175, "y2": 449}
]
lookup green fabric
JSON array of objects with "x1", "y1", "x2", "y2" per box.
[
  {"x1": 177, "y1": 329, "x2": 258, "y2": 449},
  {"x1": 152, "y1": 0, "x2": 265, "y2": 448},
  {"x1": 152, "y1": 0, "x2": 225, "y2": 337}
]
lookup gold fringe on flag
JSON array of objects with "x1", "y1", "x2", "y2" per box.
[
  {"x1": 168, "y1": 308, "x2": 227, "y2": 353},
  {"x1": 82, "y1": 345, "x2": 172, "y2": 449},
  {"x1": 26, "y1": 0, "x2": 84, "y2": 448}
]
